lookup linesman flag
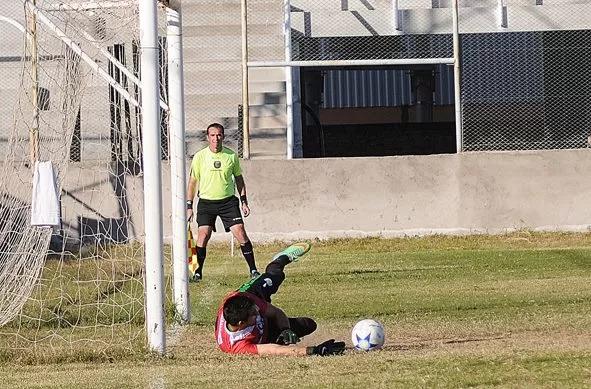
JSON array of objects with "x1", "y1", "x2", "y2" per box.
[{"x1": 188, "y1": 224, "x2": 198, "y2": 278}]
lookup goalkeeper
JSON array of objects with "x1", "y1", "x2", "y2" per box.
[{"x1": 215, "y1": 242, "x2": 346, "y2": 356}]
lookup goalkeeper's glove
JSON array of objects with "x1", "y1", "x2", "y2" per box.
[
  {"x1": 276, "y1": 328, "x2": 300, "y2": 345},
  {"x1": 306, "y1": 339, "x2": 346, "y2": 356}
]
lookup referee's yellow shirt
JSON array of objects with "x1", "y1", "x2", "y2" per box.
[{"x1": 190, "y1": 146, "x2": 242, "y2": 200}]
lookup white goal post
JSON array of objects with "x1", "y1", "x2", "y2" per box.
[
  {"x1": 0, "y1": 0, "x2": 189, "y2": 357},
  {"x1": 138, "y1": 0, "x2": 167, "y2": 355},
  {"x1": 137, "y1": 0, "x2": 190, "y2": 354}
]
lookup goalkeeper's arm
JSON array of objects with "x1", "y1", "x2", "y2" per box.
[{"x1": 255, "y1": 339, "x2": 345, "y2": 356}]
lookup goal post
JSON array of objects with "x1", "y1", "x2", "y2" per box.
[
  {"x1": 165, "y1": 1, "x2": 191, "y2": 325},
  {"x1": 0, "y1": 0, "x2": 190, "y2": 358},
  {"x1": 138, "y1": 0, "x2": 166, "y2": 355}
]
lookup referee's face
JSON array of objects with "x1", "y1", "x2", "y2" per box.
[{"x1": 207, "y1": 127, "x2": 224, "y2": 153}]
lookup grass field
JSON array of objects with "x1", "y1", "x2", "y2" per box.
[{"x1": 2, "y1": 232, "x2": 591, "y2": 388}]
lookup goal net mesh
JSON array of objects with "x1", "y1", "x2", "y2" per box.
[{"x1": 0, "y1": 0, "x2": 169, "y2": 360}]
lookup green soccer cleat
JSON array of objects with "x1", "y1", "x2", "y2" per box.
[{"x1": 273, "y1": 242, "x2": 311, "y2": 263}]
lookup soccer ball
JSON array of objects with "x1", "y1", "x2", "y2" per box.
[{"x1": 351, "y1": 319, "x2": 385, "y2": 351}]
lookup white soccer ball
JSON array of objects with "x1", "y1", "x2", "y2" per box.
[{"x1": 351, "y1": 319, "x2": 385, "y2": 351}]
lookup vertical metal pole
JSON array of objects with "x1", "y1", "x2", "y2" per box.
[
  {"x1": 497, "y1": 0, "x2": 507, "y2": 28},
  {"x1": 237, "y1": 104, "x2": 244, "y2": 156},
  {"x1": 240, "y1": 0, "x2": 250, "y2": 159},
  {"x1": 292, "y1": 67, "x2": 303, "y2": 158},
  {"x1": 29, "y1": 0, "x2": 39, "y2": 169},
  {"x1": 166, "y1": 4, "x2": 190, "y2": 324},
  {"x1": 139, "y1": 0, "x2": 166, "y2": 354},
  {"x1": 284, "y1": 0, "x2": 293, "y2": 159},
  {"x1": 452, "y1": 0, "x2": 462, "y2": 153},
  {"x1": 392, "y1": 0, "x2": 401, "y2": 31}
]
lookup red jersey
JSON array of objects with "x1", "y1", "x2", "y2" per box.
[{"x1": 215, "y1": 291, "x2": 269, "y2": 354}]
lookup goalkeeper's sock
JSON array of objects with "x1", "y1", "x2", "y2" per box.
[
  {"x1": 270, "y1": 255, "x2": 290, "y2": 268},
  {"x1": 240, "y1": 241, "x2": 258, "y2": 273}
]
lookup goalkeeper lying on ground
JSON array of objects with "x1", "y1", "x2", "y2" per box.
[{"x1": 215, "y1": 242, "x2": 346, "y2": 356}]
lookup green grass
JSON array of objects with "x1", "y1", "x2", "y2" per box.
[{"x1": 2, "y1": 232, "x2": 591, "y2": 388}]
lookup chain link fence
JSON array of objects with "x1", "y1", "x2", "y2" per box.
[
  {"x1": 181, "y1": 0, "x2": 244, "y2": 158},
  {"x1": 2, "y1": 1, "x2": 591, "y2": 162},
  {"x1": 244, "y1": 0, "x2": 591, "y2": 155},
  {"x1": 290, "y1": 1, "x2": 453, "y2": 61},
  {"x1": 181, "y1": 0, "x2": 288, "y2": 159},
  {"x1": 461, "y1": 5, "x2": 591, "y2": 151}
]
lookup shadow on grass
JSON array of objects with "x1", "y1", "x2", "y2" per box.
[
  {"x1": 380, "y1": 335, "x2": 509, "y2": 352},
  {"x1": 343, "y1": 265, "x2": 461, "y2": 276}
]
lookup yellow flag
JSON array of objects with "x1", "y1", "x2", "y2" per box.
[{"x1": 187, "y1": 224, "x2": 198, "y2": 277}]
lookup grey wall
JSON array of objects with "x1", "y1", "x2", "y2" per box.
[{"x1": 31, "y1": 149, "x2": 591, "y2": 245}]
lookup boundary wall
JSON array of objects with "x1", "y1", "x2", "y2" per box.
[{"x1": 6, "y1": 149, "x2": 591, "y2": 246}]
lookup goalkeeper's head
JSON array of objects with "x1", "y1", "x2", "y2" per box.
[{"x1": 223, "y1": 294, "x2": 258, "y2": 327}]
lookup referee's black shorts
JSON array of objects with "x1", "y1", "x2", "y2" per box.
[{"x1": 196, "y1": 196, "x2": 243, "y2": 232}]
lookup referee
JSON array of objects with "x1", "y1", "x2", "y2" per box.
[{"x1": 187, "y1": 123, "x2": 258, "y2": 281}]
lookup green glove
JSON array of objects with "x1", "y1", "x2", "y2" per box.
[{"x1": 276, "y1": 328, "x2": 300, "y2": 345}]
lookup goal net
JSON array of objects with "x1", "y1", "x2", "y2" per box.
[{"x1": 0, "y1": 0, "x2": 169, "y2": 360}]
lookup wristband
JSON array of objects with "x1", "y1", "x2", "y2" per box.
[
  {"x1": 186, "y1": 200, "x2": 193, "y2": 210},
  {"x1": 240, "y1": 195, "x2": 248, "y2": 205}
]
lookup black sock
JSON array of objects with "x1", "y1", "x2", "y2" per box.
[
  {"x1": 240, "y1": 241, "x2": 257, "y2": 272},
  {"x1": 270, "y1": 254, "x2": 290, "y2": 269},
  {"x1": 196, "y1": 246, "x2": 206, "y2": 274},
  {"x1": 265, "y1": 258, "x2": 288, "y2": 275}
]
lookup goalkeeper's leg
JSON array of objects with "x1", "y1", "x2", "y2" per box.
[
  {"x1": 287, "y1": 317, "x2": 317, "y2": 338},
  {"x1": 236, "y1": 242, "x2": 312, "y2": 302},
  {"x1": 267, "y1": 317, "x2": 317, "y2": 344}
]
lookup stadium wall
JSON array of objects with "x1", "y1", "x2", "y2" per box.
[{"x1": 10, "y1": 148, "x2": 587, "y2": 246}]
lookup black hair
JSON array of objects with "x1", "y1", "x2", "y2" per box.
[
  {"x1": 206, "y1": 122, "x2": 225, "y2": 136},
  {"x1": 223, "y1": 294, "x2": 255, "y2": 326}
]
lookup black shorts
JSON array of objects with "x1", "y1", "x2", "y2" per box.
[{"x1": 196, "y1": 196, "x2": 243, "y2": 232}]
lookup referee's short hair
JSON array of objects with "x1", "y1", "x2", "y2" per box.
[{"x1": 207, "y1": 123, "x2": 225, "y2": 135}]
